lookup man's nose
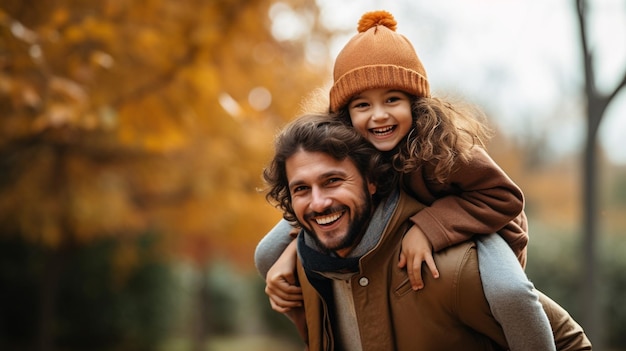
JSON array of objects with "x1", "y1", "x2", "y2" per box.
[{"x1": 309, "y1": 187, "x2": 331, "y2": 212}]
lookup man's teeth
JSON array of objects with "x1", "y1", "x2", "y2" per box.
[
  {"x1": 315, "y1": 213, "x2": 342, "y2": 225},
  {"x1": 372, "y1": 126, "x2": 394, "y2": 135}
]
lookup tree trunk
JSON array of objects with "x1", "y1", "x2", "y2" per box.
[
  {"x1": 191, "y1": 267, "x2": 210, "y2": 351},
  {"x1": 37, "y1": 247, "x2": 66, "y2": 351},
  {"x1": 582, "y1": 117, "x2": 598, "y2": 344}
]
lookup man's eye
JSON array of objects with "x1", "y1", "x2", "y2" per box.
[
  {"x1": 293, "y1": 186, "x2": 308, "y2": 193},
  {"x1": 327, "y1": 178, "x2": 342, "y2": 185}
]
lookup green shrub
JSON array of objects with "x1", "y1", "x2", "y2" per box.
[
  {"x1": 0, "y1": 234, "x2": 178, "y2": 351},
  {"x1": 526, "y1": 225, "x2": 626, "y2": 350}
]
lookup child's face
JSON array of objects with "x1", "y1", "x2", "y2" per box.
[{"x1": 347, "y1": 88, "x2": 413, "y2": 152}]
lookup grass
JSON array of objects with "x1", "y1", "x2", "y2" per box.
[{"x1": 159, "y1": 334, "x2": 302, "y2": 351}]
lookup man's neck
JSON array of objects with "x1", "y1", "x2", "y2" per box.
[
  {"x1": 335, "y1": 211, "x2": 376, "y2": 257},
  {"x1": 334, "y1": 246, "x2": 355, "y2": 258}
]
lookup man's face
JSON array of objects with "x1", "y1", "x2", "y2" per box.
[{"x1": 286, "y1": 150, "x2": 377, "y2": 257}]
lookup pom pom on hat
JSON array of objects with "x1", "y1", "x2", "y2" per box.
[
  {"x1": 357, "y1": 10, "x2": 397, "y2": 33},
  {"x1": 329, "y1": 10, "x2": 430, "y2": 112}
]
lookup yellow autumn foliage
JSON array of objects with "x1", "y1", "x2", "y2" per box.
[{"x1": 0, "y1": 0, "x2": 328, "y2": 271}]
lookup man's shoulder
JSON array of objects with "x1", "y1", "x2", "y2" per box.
[
  {"x1": 392, "y1": 190, "x2": 427, "y2": 220},
  {"x1": 433, "y1": 240, "x2": 479, "y2": 275}
]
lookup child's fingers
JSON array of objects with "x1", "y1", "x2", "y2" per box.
[
  {"x1": 268, "y1": 283, "x2": 302, "y2": 298},
  {"x1": 408, "y1": 258, "x2": 424, "y2": 291},
  {"x1": 273, "y1": 270, "x2": 298, "y2": 286},
  {"x1": 269, "y1": 294, "x2": 303, "y2": 313},
  {"x1": 266, "y1": 277, "x2": 302, "y2": 299},
  {"x1": 398, "y1": 252, "x2": 407, "y2": 268},
  {"x1": 266, "y1": 282, "x2": 303, "y2": 312},
  {"x1": 424, "y1": 254, "x2": 440, "y2": 279},
  {"x1": 266, "y1": 271, "x2": 303, "y2": 306}
]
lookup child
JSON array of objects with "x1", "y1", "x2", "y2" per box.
[{"x1": 256, "y1": 10, "x2": 554, "y2": 351}]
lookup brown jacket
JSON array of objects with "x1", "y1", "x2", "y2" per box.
[
  {"x1": 405, "y1": 147, "x2": 529, "y2": 267},
  {"x1": 291, "y1": 190, "x2": 590, "y2": 351}
]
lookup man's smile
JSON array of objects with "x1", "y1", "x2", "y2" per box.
[{"x1": 313, "y1": 210, "x2": 345, "y2": 226}]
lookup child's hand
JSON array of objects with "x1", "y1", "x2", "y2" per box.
[
  {"x1": 398, "y1": 225, "x2": 440, "y2": 290},
  {"x1": 265, "y1": 240, "x2": 303, "y2": 313}
]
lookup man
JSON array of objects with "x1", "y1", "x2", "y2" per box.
[{"x1": 261, "y1": 114, "x2": 591, "y2": 351}]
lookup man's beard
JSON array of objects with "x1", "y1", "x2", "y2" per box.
[{"x1": 301, "y1": 184, "x2": 373, "y2": 254}]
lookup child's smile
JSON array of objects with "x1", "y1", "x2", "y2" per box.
[{"x1": 371, "y1": 125, "x2": 396, "y2": 136}]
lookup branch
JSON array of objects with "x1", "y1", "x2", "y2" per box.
[
  {"x1": 110, "y1": 43, "x2": 200, "y2": 109},
  {"x1": 576, "y1": 0, "x2": 595, "y2": 98},
  {"x1": 607, "y1": 70, "x2": 626, "y2": 103}
]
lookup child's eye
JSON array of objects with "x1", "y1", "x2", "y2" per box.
[
  {"x1": 351, "y1": 101, "x2": 369, "y2": 109},
  {"x1": 386, "y1": 91, "x2": 410, "y2": 103}
]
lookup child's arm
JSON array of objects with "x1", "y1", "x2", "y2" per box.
[
  {"x1": 406, "y1": 147, "x2": 528, "y2": 264},
  {"x1": 254, "y1": 218, "x2": 303, "y2": 313},
  {"x1": 254, "y1": 218, "x2": 297, "y2": 277},
  {"x1": 398, "y1": 225, "x2": 439, "y2": 290},
  {"x1": 398, "y1": 147, "x2": 527, "y2": 289},
  {"x1": 266, "y1": 239, "x2": 302, "y2": 313}
]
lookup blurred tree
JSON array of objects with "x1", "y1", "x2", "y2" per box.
[
  {"x1": 0, "y1": 0, "x2": 332, "y2": 349},
  {"x1": 575, "y1": 0, "x2": 626, "y2": 345}
]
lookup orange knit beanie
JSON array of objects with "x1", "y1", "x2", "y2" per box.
[{"x1": 329, "y1": 10, "x2": 430, "y2": 112}]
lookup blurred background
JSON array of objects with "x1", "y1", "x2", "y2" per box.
[{"x1": 0, "y1": 0, "x2": 624, "y2": 350}]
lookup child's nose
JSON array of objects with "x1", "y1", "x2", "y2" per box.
[{"x1": 372, "y1": 105, "x2": 389, "y2": 120}]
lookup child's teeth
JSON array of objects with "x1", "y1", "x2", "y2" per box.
[{"x1": 373, "y1": 126, "x2": 393, "y2": 135}]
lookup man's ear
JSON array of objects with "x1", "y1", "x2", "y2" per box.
[{"x1": 367, "y1": 180, "x2": 377, "y2": 195}]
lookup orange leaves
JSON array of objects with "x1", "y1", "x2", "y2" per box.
[
  {"x1": 0, "y1": 0, "x2": 332, "y2": 271},
  {"x1": 63, "y1": 162, "x2": 147, "y2": 243},
  {"x1": 117, "y1": 95, "x2": 190, "y2": 153},
  {"x1": 0, "y1": 147, "x2": 62, "y2": 246},
  {"x1": 0, "y1": 148, "x2": 148, "y2": 247},
  {"x1": 32, "y1": 76, "x2": 90, "y2": 132},
  {"x1": 63, "y1": 15, "x2": 116, "y2": 46}
]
